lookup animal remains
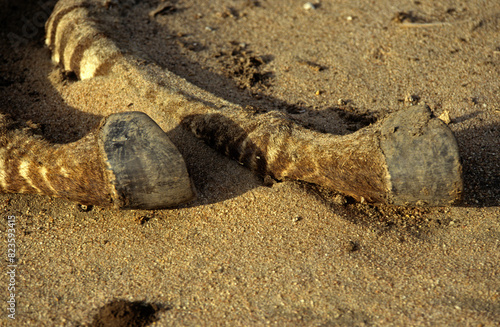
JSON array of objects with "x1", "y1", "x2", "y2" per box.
[{"x1": 0, "y1": 0, "x2": 463, "y2": 209}]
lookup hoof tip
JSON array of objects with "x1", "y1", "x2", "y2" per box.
[
  {"x1": 381, "y1": 105, "x2": 463, "y2": 206},
  {"x1": 100, "y1": 112, "x2": 195, "y2": 209}
]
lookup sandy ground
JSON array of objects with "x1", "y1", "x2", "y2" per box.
[{"x1": 1, "y1": 0, "x2": 499, "y2": 326}]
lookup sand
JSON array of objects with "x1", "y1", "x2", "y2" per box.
[{"x1": 0, "y1": 0, "x2": 499, "y2": 325}]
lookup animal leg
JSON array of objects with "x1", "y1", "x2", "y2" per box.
[{"x1": 0, "y1": 112, "x2": 194, "y2": 209}]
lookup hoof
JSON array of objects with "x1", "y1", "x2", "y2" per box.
[
  {"x1": 380, "y1": 105, "x2": 462, "y2": 206},
  {"x1": 99, "y1": 112, "x2": 195, "y2": 209}
]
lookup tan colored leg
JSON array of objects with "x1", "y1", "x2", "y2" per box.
[{"x1": 0, "y1": 112, "x2": 194, "y2": 209}]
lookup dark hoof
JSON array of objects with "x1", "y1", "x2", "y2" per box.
[
  {"x1": 380, "y1": 105, "x2": 463, "y2": 206},
  {"x1": 99, "y1": 112, "x2": 195, "y2": 209}
]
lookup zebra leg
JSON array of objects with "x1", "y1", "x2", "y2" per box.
[{"x1": 0, "y1": 112, "x2": 194, "y2": 209}]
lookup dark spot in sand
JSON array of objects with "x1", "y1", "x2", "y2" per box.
[{"x1": 91, "y1": 299, "x2": 168, "y2": 327}]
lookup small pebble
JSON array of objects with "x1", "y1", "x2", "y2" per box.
[
  {"x1": 337, "y1": 98, "x2": 347, "y2": 106},
  {"x1": 303, "y1": 2, "x2": 316, "y2": 10},
  {"x1": 77, "y1": 204, "x2": 93, "y2": 212},
  {"x1": 438, "y1": 110, "x2": 451, "y2": 124},
  {"x1": 333, "y1": 194, "x2": 347, "y2": 206},
  {"x1": 404, "y1": 94, "x2": 420, "y2": 105}
]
